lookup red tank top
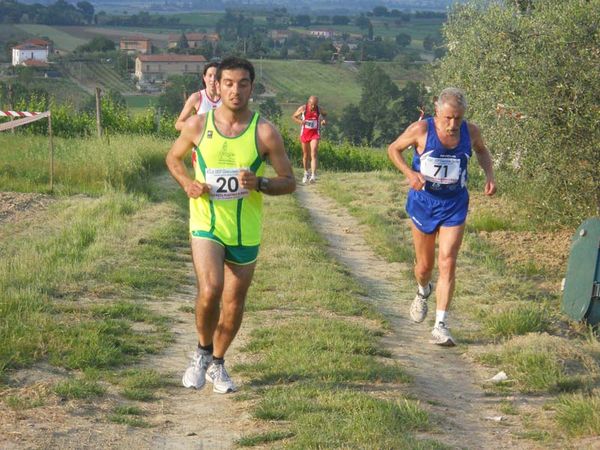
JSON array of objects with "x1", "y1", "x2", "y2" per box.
[{"x1": 301, "y1": 105, "x2": 320, "y2": 134}]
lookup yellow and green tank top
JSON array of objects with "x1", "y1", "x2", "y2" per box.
[{"x1": 190, "y1": 110, "x2": 265, "y2": 246}]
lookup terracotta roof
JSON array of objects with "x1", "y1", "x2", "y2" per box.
[
  {"x1": 25, "y1": 38, "x2": 51, "y2": 46},
  {"x1": 14, "y1": 43, "x2": 47, "y2": 50},
  {"x1": 22, "y1": 59, "x2": 49, "y2": 67},
  {"x1": 137, "y1": 54, "x2": 207, "y2": 62}
]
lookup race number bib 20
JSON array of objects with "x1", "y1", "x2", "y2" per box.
[
  {"x1": 304, "y1": 119, "x2": 318, "y2": 129},
  {"x1": 205, "y1": 168, "x2": 249, "y2": 200},
  {"x1": 420, "y1": 156, "x2": 461, "y2": 184}
]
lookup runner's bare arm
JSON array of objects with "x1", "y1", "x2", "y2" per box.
[
  {"x1": 292, "y1": 106, "x2": 305, "y2": 125},
  {"x1": 166, "y1": 115, "x2": 209, "y2": 198},
  {"x1": 239, "y1": 119, "x2": 295, "y2": 195},
  {"x1": 319, "y1": 108, "x2": 327, "y2": 126},
  {"x1": 175, "y1": 92, "x2": 201, "y2": 132},
  {"x1": 387, "y1": 121, "x2": 427, "y2": 190},
  {"x1": 469, "y1": 123, "x2": 497, "y2": 196}
]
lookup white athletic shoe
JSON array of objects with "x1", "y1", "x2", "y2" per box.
[
  {"x1": 409, "y1": 282, "x2": 432, "y2": 323},
  {"x1": 206, "y1": 362, "x2": 237, "y2": 394},
  {"x1": 430, "y1": 322, "x2": 456, "y2": 347},
  {"x1": 302, "y1": 171, "x2": 311, "y2": 184},
  {"x1": 309, "y1": 174, "x2": 317, "y2": 184},
  {"x1": 182, "y1": 350, "x2": 212, "y2": 389}
]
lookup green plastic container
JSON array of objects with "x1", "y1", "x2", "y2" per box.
[{"x1": 562, "y1": 218, "x2": 600, "y2": 326}]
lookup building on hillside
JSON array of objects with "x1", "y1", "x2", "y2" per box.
[
  {"x1": 269, "y1": 30, "x2": 291, "y2": 44},
  {"x1": 12, "y1": 39, "x2": 52, "y2": 66},
  {"x1": 135, "y1": 54, "x2": 207, "y2": 86},
  {"x1": 308, "y1": 30, "x2": 335, "y2": 39},
  {"x1": 167, "y1": 33, "x2": 219, "y2": 49},
  {"x1": 120, "y1": 36, "x2": 152, "y2": 54},
  {"x1": 24, "y1": 38, "x2": 53, "y2": 53}
]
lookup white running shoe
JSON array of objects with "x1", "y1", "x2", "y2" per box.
[
  {"x1": 309, "y1": 174, "x2": 317, "y2": 184},
  {"x1": 430, "y1": 322, "x2": 456, "y2": 347},
  {"x1": 302, "y1": 171, "x2": 311, "y2": 184},
  {"x1": 409, "y1": 282, "x2": 432, "y2": 323},
  {"x1": 182, "y1": 350, "x2": 212, "y2": 389},
  {"x1": 206, "y1": 362, "x2": 237, "y2": 394}
]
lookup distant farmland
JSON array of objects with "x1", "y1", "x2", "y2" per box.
[{"x1": 15, "y1": 24, "x2": 88, "y2": 52}]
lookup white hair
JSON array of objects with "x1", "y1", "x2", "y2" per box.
[{"x1": 437, "y1": 87, "x2": 468, "y2": 110}]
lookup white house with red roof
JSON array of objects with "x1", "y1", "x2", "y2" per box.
[{"x1": 12, "y1": 39, "x2": 52, "y2": 66}]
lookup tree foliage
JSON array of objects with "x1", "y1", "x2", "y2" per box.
[
  {"x1": 337, "y1": 64, "x2": 425, "y2": 146},
  {"x1": 0, "y1": 0, "x2": 94, "y2": 25},
  {"x1": 434, "y1": 0, "x2": 600, "y2": 224},
  {"x1": 258, "y1": 98, "x2": 282, "y2": 123},
  {"x1": 158, "y1": 74, "x2": 201, "y2": 115},
  {"x1": 74, "y1": 36, "x2": 115, "y2": 53}
]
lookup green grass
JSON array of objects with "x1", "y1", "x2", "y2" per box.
[
  {"x1": 480, "y1": 304, "x2": 551, "y2": 339},
  {"x1": 108, "y1": 404, "x2": 151, "y2": 428},
  {"x1": 237, "y1": 430, "x2": 295, "y2": 447},
  {"x1": 252, "y1": 59, "x2": 361, "y2": 125},
  {"x1": 54, "y1": 378, "x2": 106, "y2": 400},
  {"x1": 253, "y1": 386, "x2": 442, "y2": 449},
  {"x1": 0, "y1": 190, "x2": 187, "y2": 381},
  {"x1": 0, "y1": 134, "x2": 169, "y2": 195},
  {"x1": 4, "y1": 394, "x2": 46, "y2": 410},
  {"x1": 165, "y1": 11, "x2": 224, "y2": 28},
  {"x1": 477, "y1": 334, "x2": 599, "y2": 394},
  {"x1": 14, "y1": 24, "x2": 87, "y2": 52},
  {"x1": 115, "y1": 369, "x2": 169, "y2": 402},
  {"x1": 553, "y1": 393, "x2": 600, "y2": 437}
]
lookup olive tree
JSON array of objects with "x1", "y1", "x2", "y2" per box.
[{"x1": 433, "y1": 0, "x2": 599, "y2": 224}]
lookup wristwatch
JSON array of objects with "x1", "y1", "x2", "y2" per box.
[{"x1": 257, "y1": 176, "x2": 269, "y2": 192}]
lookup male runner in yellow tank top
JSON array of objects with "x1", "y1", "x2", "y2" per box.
[{"x1": 166, "y1": 56, "x2": 296, "y2": 393}]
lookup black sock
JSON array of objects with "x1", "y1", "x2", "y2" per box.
[
  {"x1": 212, "y1": 357, "x2": 224, "y2": 365},
  {"x1": 198, "y1": 343, "x2": 213, "y2": 354}
]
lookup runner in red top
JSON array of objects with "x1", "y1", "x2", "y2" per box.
[{"x1": 292, "y1": 96, "x2": 327, "y2": 184}]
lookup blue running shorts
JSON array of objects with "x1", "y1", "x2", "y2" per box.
[{"x1": 406, "y1": 189, "x2": 469, "y2": 234}]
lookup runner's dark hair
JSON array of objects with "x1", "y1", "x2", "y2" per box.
[{"x1": 216, "y1": 56, "x2": 255, "y2": 83}]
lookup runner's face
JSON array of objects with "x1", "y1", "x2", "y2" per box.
[
  {"x1": 308, "y1": 98, "x2": 318, "y2": 111},
  {"x1": 436, "y1": 102, "x2": 465, "y2": 136},
  {"x1": 203, "y1": 67, "x2": 217, "y2": 92},
  {"x1": 217, "y1": 69, "x2": 253, "y2": 112}
]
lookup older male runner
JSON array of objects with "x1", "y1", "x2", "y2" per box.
[
  {"x1": 387, "y1": 87, "x2": 496, "y2": 346},
  {"x1": 175, "y1": 61, "x2": 222, "y2": 131},
  {"x1": 292, "y1": 96, "x2": 327, "y2": 184},
  {"x1": 166, "y1": 56, "x2": 296, "y2": 393}
]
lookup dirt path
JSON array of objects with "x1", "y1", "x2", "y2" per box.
[{"x1": 295, "y1": 185, "x2": 537, "y2": 450}]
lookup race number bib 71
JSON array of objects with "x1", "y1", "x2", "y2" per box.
[
  {"x1": 205, "y1": 168, "x2": 249, "y2": 200},
  {"x1": 304, "y1": 119, "x2": 318, "y2": 129},
  {"x1": 420, "y1": 156, "x2": 461, "y2": 184}
]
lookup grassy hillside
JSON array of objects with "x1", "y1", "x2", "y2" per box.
[
  {"x1": 252, "y1": 58, "x2": 430, "y2": 133},
  {"x1": 15, "y1": 24, "x2": 88, "y2": 52},
  {"x1": 60, "y1": 60, "x2": 135, "y2": 94},
  {"x1": 253, "y1": 59, "x2": 361, "y2": 107}
]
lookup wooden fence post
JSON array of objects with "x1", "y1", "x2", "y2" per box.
[
  {"x1": 95, "y1": 87, "x2": 102, "y2": 138},
  {"x1": 48, "y1": 111, "x2": 54, "y2": 192}
]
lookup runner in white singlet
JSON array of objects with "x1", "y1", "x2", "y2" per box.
[{"x1": 175, "y1": 61, "x2": 222, "y2": 131}]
